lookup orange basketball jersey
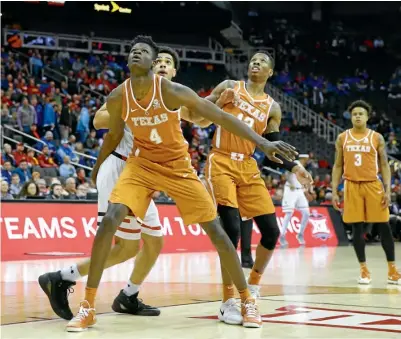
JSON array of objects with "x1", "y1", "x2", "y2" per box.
[
  {"x1": 122, "y1": 74, "x2": 188, "y2": 163},
  {"x1": 212, "y1": 81, "x2": 274, "y2": 158},
  {"x1": 341, "y1": 129, "x2": 379, "y2": 182}
]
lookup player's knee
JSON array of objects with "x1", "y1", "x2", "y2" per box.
[
  {"x1": 200, "y1": 218, "x2": 234, "y2": 253},
  {"x1": 99, "y1": 203, "x2": 128, "y2": 235},
  {"x1": 217, "y1": 205, "x2": 241, "y2": 248},
  {"x1": 254, "y1": 213, "x2": 280, "y2": 250}
]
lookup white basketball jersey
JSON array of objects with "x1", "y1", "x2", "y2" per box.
[
  {"x1": 285, "y1": 160, "x2": 303, "y2": 189},
  {"x1": 114, "y1": 124, "x2": 133, "y2": 158}
]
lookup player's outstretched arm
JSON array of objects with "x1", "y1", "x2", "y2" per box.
[
  {"x1": 93, "y1": 103, "x2": 110, "y2": 130},
  {"x1": 179, "y1": 107, "x2": 212, "y2": 128},
  {"x1": 331, "y1": 135, "x2": 344, "y2": 211},
  {"x1": 91, "y1": 85, "x2": 125, "y2": 184},
  {"x1": 263, "y1": 102, "x2": 313, "y2": 187},
  {"x1": 163, "y1": 80, "x2": 297, "y2": 163},
  {"x1": 378, "y1": 133, "x2": 391, "y2": 208}
]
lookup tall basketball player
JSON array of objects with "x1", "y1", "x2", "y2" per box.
[
  {"x1": 201, "y1": 52, "x2": 313, "y2": 325},
  {"x1": 332, "y1": 100, "x2": 400, "y2": 285},
  {"x1": 66, "y1": 36, "x2": 298, "y2": 331},
  {"x1": 280, "y1": 154, "x2": 311, "y2": 247},
  {"x1": 39, "y1": 47, "x2": 181, "y2": 320}
]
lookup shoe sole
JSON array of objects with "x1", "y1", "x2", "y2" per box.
[
  {"x1": 218, "y1": 316, "x2": 242, "y2": 325},
  {"x1": 358, "y1": 280, "x2": 371, "y2": 285},
  {"x1": 387, "y1": 279, "x2": 401, "y2": 285},
  {"x1": 38, "y1": 274, "x2": 73, "y2": 320},
  {"x1": 66, "y1": 324, "x2": 96, "y2": 332},
  {"x1": 112, "y1": 301, "x2": 161, "y2": 316},
  {"x1": 243, "y1": 321, "x2": 262, "y2": 328}
]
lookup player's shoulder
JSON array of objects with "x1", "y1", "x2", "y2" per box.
[
  {"x1": 371, "y1": 130, "x2": 384, "y2": 143},
  {"x1": 108, "y1": 82, "x2": 124, "y2": 100},
  {"x1": 337, "y1": 130, "x2": 348, "y2": 143}
]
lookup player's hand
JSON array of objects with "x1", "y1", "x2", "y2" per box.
[
  {"x1": 382, "y1": 192, "x2": 391, "y2": 208},
  {"x1": 332, "y1": 192, "x2": 341, "y2": 211},
  {"x1": 216, "y1": 88, "x2": 239, "y2": 108},
  {"x1": 259, "y1": 140, "x2": 298, "y2": 163},
  {"x1": 292, "y1": 165, "x2": 313, "y2": 189}
]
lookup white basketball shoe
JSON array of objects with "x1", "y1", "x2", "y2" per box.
[{"x1": 218, "y1": 298, "x2": 242, "y2": 325}]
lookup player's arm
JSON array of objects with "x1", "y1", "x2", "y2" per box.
[
  {"x1": 91, "y1": 85, "x2": 125, "y2": 184},
  {"x1": 263, "y1": 102, "x2": 313, "y2": 187},
  {"x1": 163, "y1": 80, "x2": 297, "y2": 163},
  {"x1": 331, "y1": 135, "x2": 344, "y2": 211},
  {"x1": 378, "y1": 133, "x2": 391, "y2": 208},
  {"x1": 93, "y1": 103, "x2": 110, "y2": 130}
]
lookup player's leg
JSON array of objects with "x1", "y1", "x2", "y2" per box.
[
  {"x1": 168, "y1": 158, "x2": 261, "y2": 328},
  {"x1": 38, "y1": 156, "x2": 140, "y2": 320},
  {"x1": 237, "y1": 159, "x2": 279, "y2": 299},
  {"x1": 295, "y1": 192, "x2": 310, "y2": 245},
  {"x1": 365, "y1": 181, "x2": 400, "y2": 284},
  {"x1": 280, "y1": 186, "x2": 295, "y2": 247},
  {"x1": 67, "y1": 159, "x2": 153, "y2": 331},
  {"x1": 112, "y1": 200, "x2": 163, "y2": 315},
  {"x1": 343, "y1": 180, "x2": 370, "y2": 284},
  {"x1": 240, "y1": 219, "x2": 254, "y2": 268},
  {"x1": 204, "y1": 156, "x2": 247, "y2": 325}
]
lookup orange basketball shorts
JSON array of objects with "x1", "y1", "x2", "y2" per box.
[
  {"x1": 343, "y1": 179, "x2": 389, "y2": 223},
  {"x1": 109, "y1": 156, "x2": 216, "y2": 225},
  {"x1": 204, "y1": 151, "x2": 275, "y2": 220}
]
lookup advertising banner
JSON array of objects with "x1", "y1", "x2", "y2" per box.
[{"x1": 1, "y1": 202, "x2": 340, "y2": 261}]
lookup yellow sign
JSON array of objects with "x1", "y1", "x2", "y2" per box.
[{"x1": 94, "y1": 1, "x2": 131, "y2": 14}]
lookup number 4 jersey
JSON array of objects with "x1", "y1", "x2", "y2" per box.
[
  {"x1": 122, "y1": 74, "x2": 188, "y2": 163},
  {"x1": 212, "y1": 81, "x2": 274, "y2": 157},
  {"x1": 340, "y1": 129, "x2": 380, "y2": 182}
]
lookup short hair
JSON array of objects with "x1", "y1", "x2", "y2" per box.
[
  {"x1": 348, "y1": 100, "x2": 372, "y2": 116},
  {"x1": 252, "y1": 50, "x2": 275, "y2": 70},
  {"x1": 158, "y1": 45, "x2": 180, "y2": 71},
  {"x1": 131, "y1": 35, "x2": 159, "y2": 59}
]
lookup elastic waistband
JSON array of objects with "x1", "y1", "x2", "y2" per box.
[{"x1": 112, "y1": 151, "x2": 127, "y2": 161}]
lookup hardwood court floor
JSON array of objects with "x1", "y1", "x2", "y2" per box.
[{"x1": 1, "y1": 245, "x2": 401, "y2": 338}]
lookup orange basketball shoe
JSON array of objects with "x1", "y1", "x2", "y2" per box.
[
  {"x1": 242, "y1": 298, "x2": 262, "y2": 328},
  {"x1": 66, "y1": 300, "x2": 96, "y2": 332},
  {"x1": 388, "y1": 267, "x2": 401, "y2": 285},
  {"x1": 358, "y1": 266, "x2": 371, "y2": 285}
]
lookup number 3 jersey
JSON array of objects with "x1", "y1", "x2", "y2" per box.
[
  {"x1": 212, "y1": 81, "x2": 274, "y2": 157},
  {"x1": 340, "y1": 129, "x2": 380, "y2": 182},
  {"x1": 122, "y1": 74, "x2": 188, "y2": 163}
]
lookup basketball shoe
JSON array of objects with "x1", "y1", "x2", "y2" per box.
[
  {"x1": 388, "y1": 267, "x2": 401, "y2": 285},
  {"x1": 241, "y1": 254, "x2": 254, "y2": 269},
  {"x1": 112, "y1": 290, "x2": 160, "y2": 316},
  {"x1": 357, "y1": 266, "x2": 371, "y2": 285},
  {"x1": 242, "y1": 298, "x2": 262, "y2": 328},
  {"x1": 296, "y1": 234, "x2": 305, "y2": 245},
  {"x1": 218, "y1": 298, "x2": 242, "y2": 325},
  {"x1": 66, "y1": 300, "x2": 96, "y2": 332},
  {"x1": 38, "y1": 271, "x2": 75, "y2": 320}
]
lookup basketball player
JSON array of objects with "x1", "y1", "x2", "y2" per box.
[
  {"x1": 66, "y1": 36, "x2": 298, "y2": 331},
  {"x1": 39, "y1": 47, "x2": 181, "y2": 320},
  {"x1": 332, "y1": 100, "x2": 400, "y2": 285},
  {"x1": 280, "y1": 154, "x2": 311, "y2": 247},
  {"x1": 201, "y1": 52, "x2": 313, "y2": 325}
]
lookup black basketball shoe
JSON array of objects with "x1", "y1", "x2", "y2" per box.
[
  {"x1": 38, "y1": 271, "x2": 75, "y2": 320},
  {"x1": 241, "y1": 255, "x2": 254, "y2": 269},
  {"x1": 112, "y1": 290, "x2": 161, "y2": 316}
]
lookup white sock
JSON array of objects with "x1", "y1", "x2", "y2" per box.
[
  {"x1": 60, "y1": 264, "x2": 82, "y2": 282},
  {"x1": 281, "y1": 212, "x2": 293, "y2": 237},
  {"x1": 123, "y1": 281, "x2": 140, "y2": 296}
]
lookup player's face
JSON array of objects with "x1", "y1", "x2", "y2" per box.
[
  {"x1": 351, "y1": 107, "x2": 368, "y2": 128},
  {"x1": 248, "y1": 53, "x2": 273, "y2": 80},
  {"x1": 153, "y1": 53, "x2": 176, "y2": 80},
  {"x1": 128, "y1": 43, "x2": 155, "y2": 71}
]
